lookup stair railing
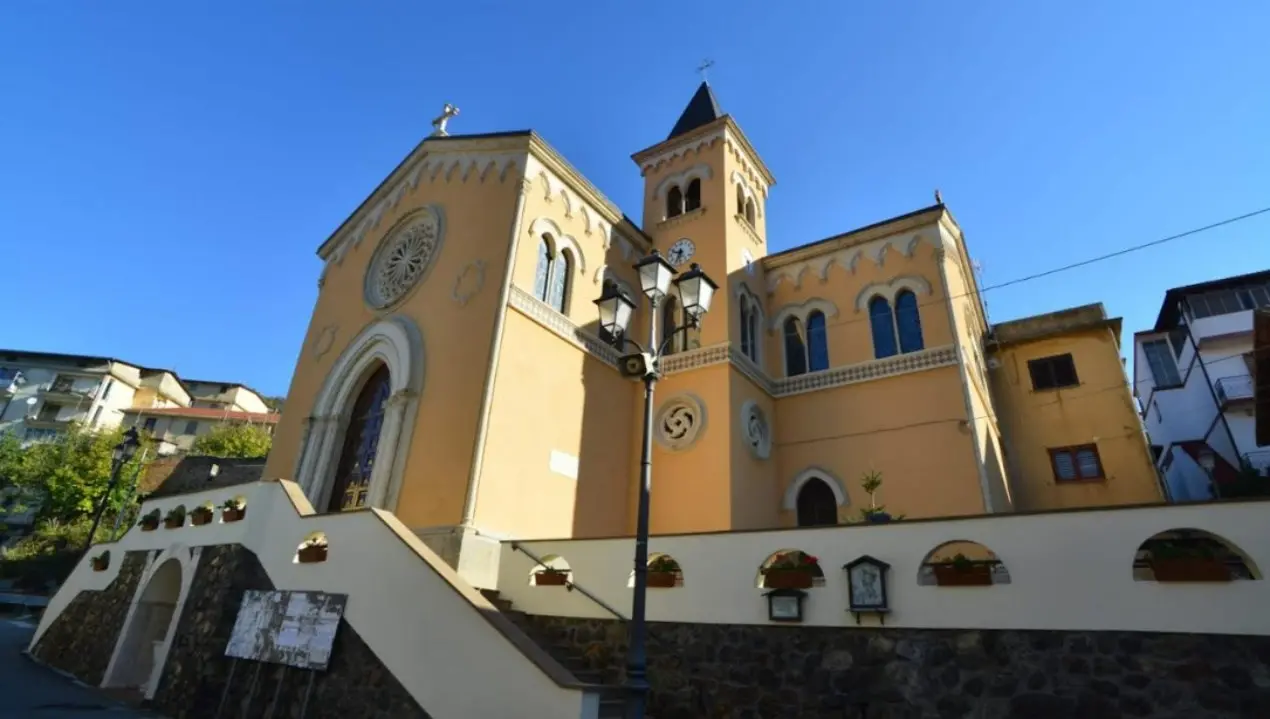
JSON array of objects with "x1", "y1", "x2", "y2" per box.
[{"x1": 511, "y1": 541, "x2": 628, "y2": 621}]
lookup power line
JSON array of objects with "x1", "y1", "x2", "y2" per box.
[
  {"x1": 793, "y1": 205, "x2": 1270, "y2": 335},
  {"x1": 774, "y1": 349, "x2": 1262, "y2": 449}
]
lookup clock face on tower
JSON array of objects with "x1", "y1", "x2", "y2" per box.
[{"x1": 667, "y1": 238, "x2": 696, "y2": 267}]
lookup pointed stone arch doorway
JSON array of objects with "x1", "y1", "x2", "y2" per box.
[{"x1": 105, "y1": 557, "x2": 184, "y2": 697}]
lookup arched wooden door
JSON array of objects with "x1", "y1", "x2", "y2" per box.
[{"x1": 327, "y1": 364, "x2": 392, "y2": 512}]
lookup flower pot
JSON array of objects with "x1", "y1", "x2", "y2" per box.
[
  {"x1": 190, "y1": 509, "x2": 214, "y2": 526},
  {"x1": 298, "y1": 545, "x2": 328, "y2": 564},
  {"x1": 534, "y1": 571, "x2": 568, "y2": 586},
  {"x1": 140, "y1": 519, "x2": 159, "y2": 532},
  {"x1": 223, "y1": 507, "x2": 245, "y2": 523},
  {"x1": 764, "y1": 569, "x2": 815, "y2": 589},
  {"x1": 647, "y1": 571, "x2": 677, "y2": 588},
  {"x1": 932, "y1": 563, "x2": 993, "y2": 587},
  {"x1": 91, "y1": 558, "x2": 108, "y2": 572},
  {"x1": 163, "y1": 517, "x2": 184, "y2": 529},
  {"x1": 866, "y1": 513, "x2": 893, "y2": 524},
  {"x1": 1151, "y1": 557, "x2": 1230, "y2": 582}
]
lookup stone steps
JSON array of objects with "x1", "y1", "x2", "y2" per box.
[{"x1": 480, "y1": 589, "x2": 634, "y2": 718}]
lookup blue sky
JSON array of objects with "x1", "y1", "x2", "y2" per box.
[{"x1": 3, "y1": 3, "x2": 1267, "y2": 396}]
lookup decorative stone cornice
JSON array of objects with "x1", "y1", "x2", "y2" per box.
[
  {"x1": 734, "y1": 214, "x2": 763, "y2": 245},
  {"x1": 506, "y1": 290, "x2": 957, "y2": 396},
  {"x1": 508, "y1": 286, "x2": 621, "y2": 366}
]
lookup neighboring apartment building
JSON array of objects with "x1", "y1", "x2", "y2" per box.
[
  {"x1": 182, "y1": 380, "x2": 271, "y2": 413},
  {"x1": 120, "y1": 406, "x2": 279, "y2": 455},
  {"x1": 1133, "y1": 271, "x2": 1270, "y2": 501},
  {"x1": 260, "y1": 83, "x2": 1162, "y2": 585},
  {"x1": 0, "y1": 351, "x2": 188, "y2": 443}
]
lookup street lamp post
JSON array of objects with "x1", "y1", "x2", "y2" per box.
[
  {"x1": 83, "y1": 427, "x2": 142, "y2": 553},
  {"x1": 595, "y1": 250, "x2": 717, "y2": 719}
]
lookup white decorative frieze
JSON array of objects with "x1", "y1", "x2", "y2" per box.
[
  {"x1": 508, "y1": 286, "x2": 621, "y2": 366},
  {"x1": 765, "y1": 230, "x2": 950, "y2": 295},
  {"x1": 772, "y1": 346, "x2": 959, "y2": 397}
]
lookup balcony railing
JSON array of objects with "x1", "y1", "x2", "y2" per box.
[
  {"x1": 1216, "y1": 375, "x2": 1255, "y2": 407},
  {"x1": 40, "y1": 380, "x2": 97, "y2": 400}
]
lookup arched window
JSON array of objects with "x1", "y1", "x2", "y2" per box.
[
  {"x1": 895, "y1": 290, "x2": 924, "y2": 353},
  {"x1": 684, "y1": 179, "x2": 701, "y2": 212},
  {"x1": 744, "y1": 198, "x2": 756, "y2": 226},
  {"x1": 783, "y1": 317, "x2": 808, "y2": 376},
  {"x1": 328, "y1": 364, "x2": 392, "y2": 513},
  {"x1": 807, "y1": 310, "x2": 829, "y2": 372},
  {"x1": 548, "y1": 249, "x2": 572, "y2": 313},
  {"x1": 748, "y1": 307, "x2": 760, "y2": 364},
  {"x1": 869, "y1": 296, "x2": 898, "y2": 359},
  {"x1": 736, "y1": 185, "x2": 745, "y2": 216},
  {"x1": 796, "y1": 478, "x2": 838, "y2": 527},
  {"x1": 739, "y1": 296, "x2": 753, "y2": 359},
  {"x1": 666, "y1": 186, "x2": 683, "y2": 219},
  {"x1": 533, "y1": 237, "x2": 553, "y2": 302},
  {"x1": 662, "y1": 296, "x2": 679, "y2": 355}
]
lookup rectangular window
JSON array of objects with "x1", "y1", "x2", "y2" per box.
[
  {"x1": 1027, "y1": 354, "x2": 1079, "y2": 390},
  {"x1": 0, "y1": 367, "x2": 17, "y2": 383},
  {"x1": 100, "y1": 379, "x2": 113, "y2": 401},
  {"x1": 184, "y1": 420, "x2": 199, "y2": 435},
  {"x1": 143, "y1": 417, "x2": 157, "y2": 431},
  {"x1": 1049, "y1": 444, "x2": 1104, "y2": 481},
  {"x1": 91, "y1": 406, "x2": 103, "y2": 425},
  {"x1": 37, "y1": 403, "x2": 62, "y2": 421},
  {"x1": 1167, "y1": 326, "x2": 1188, "y2": 358},
  {"x1": 1142, "y1": 339, "x2": 1182, "y2": 387}
]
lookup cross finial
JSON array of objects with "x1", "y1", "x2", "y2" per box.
[
  {"x1": 696, "y1": 59, "x2": 715, "y2": 83},
  {"x1": 430, "y1": 103, "x2": 460, "y2": 137}
]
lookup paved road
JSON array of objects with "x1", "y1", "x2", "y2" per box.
[{"x1": 0, "y1": 619, "x2": 158, "y2": 718}]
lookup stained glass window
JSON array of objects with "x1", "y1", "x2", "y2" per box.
[
  {"x1": 533, "y1": 238, "x2": 552, "y2": 301},
  {"x1": 807, "y1": 311, "x2": 829, "y2": 371},
  {"x1": 548, "y1": 250, "x2": 571, "y2": 313},
  {"x1": 869, "y1": 296, "x2": 898, "y2": 359},
  {"x1": 328, "y1": 364, "x2": 392, "y2": 512},
  {"x1": 895, "y1": 290, "x2": 924, "y2": 354},
  {"x1": 784, "y1": 317, "x2": 807, "y2": 376}
]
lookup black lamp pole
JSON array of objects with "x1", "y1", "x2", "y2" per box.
[
  {"x1": 83, "y1": 427, "x2": 141, "y2": 554},
  {"x1": 595, "y1": 252, "x2": 717, "y2": 719}
]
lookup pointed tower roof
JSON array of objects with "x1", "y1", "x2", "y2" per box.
[{"x1": 667, "y1": 82, "x2": 724, "y2": 140}]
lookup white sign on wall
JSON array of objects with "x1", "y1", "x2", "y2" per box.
[{"x1": 225, "y1": 590, "x2": 348, "y2": 671}]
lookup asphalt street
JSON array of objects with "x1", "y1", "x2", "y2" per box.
[{"x1": 0, "y1": 618, "x2": 157, "y2": 718}]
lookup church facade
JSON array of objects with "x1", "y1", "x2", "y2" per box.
[{"x1": 262, "y1": 84, "x2": 1162, "y2": 586}]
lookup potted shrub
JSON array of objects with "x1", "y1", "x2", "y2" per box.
[
  {"x1": 763, "y1": 551, "x2": 820, "y2": 589},
  {"x1": 647, "y1": 555, "x2": 681, "y2": 588},
  {"x1": 533, "y1": 567, "x2": 569, "y2": 586},
  {"x1": 190, "y1": 503, "x2": 215, "y2": 526},
  {"x1": 932, "y1": 553, "x2": 993, "y2": 587},
  {"x1": 138, "y1": 509, "x2": 161, "y2": 532},
  {"x1": 857, "y1": 471, "x2": 903, "y2": 524},
  {"x1": 222, "y1": 498, "x2": 246, "y2": 523},
  {"x1": 1149, "y1": 540, "x2": 1230, "y2": 582},
  {"x1": 163, "y1": 506, "x2": 186, "y2": 529},
  {"x1": 91, "y1": 552, "x2": 110, "y2": 572},
  {"x1": 297, "y1": 536, "x2": 328, "y2": 564}
]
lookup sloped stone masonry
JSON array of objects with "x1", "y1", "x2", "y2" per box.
[
  {"x1": 522, "y1": 615, "x2": 1270, "y2": 719},
  {"x1": 30, "y1": 550, "x2": 147, "y2": 686}
]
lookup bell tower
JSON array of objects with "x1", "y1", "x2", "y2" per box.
[
  {"x1": 629, "y1": 84, "x2": 780, "y2": 535},
  {"x1": 631, "y1": 82, "x2": 775, "y2": 352}
]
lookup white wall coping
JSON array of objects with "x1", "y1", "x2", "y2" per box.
[{"x1": 498, "y1": 499, "x2": 1270, "y2": 636}]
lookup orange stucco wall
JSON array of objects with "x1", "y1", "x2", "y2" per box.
[
  {"x1": 989, "y1": 328, "x2": 1163, "y2": 510},
  {"x1": 264, "y1": 155, "x2": 524, "y2": 530}
]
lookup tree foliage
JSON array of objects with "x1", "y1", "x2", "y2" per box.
[
  {"x1": 0, "y1": 423, "x2": 151, "y2": 524},
  {"x1": 191, "y1": 422, "x2": 273, "y2": 459}
]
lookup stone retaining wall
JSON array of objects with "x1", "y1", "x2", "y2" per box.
[
  {"x1": 148, "y1": 544, "x2": 431, "y2": 718},
  {"x1": 522, "y1": 615, "x2": 1270, "y2": 719},
  {"x1": 31, "y1": 551, "x2": 147, "y2": 686}
]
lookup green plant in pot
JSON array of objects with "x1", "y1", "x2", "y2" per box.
[
  {"x1": 932, "y1": 551, "x2": 993, "y2": 587},
  {"x1": 190, "y1": 502, "x2": 215, "y2": 526},
  {"x1": 1149, "y1": 538, "x2": 1229, "y2": 582},
  {"x1": 857, "y1": 470, "x2": 904, "y2": 523},
  {"x1": 763, "y1": 551, "x2": 820, "y2": 589},
  {"x1": 138, "y1": 509, "x2": 161, "y2": 531},
  {"x1": 534, "y1": 565, "x2": 569, "y2": 586},
  {"x1": 222, "y1": 498, "x2": 246, "y2": 522},
  {"x1": 162, "y1": 506, "x2": 186, "y2": 529},
  {"x1": 647, "y1": 555, "x2": 681, "y2": 588}
]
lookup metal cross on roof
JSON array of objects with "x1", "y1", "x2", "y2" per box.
[{"x1": 696, "y1": 59, "x2": 715, "y2": 83}]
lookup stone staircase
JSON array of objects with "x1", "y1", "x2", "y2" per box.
[{"x1": 480, "y1": 589, "x2": 632, "y2": 719}]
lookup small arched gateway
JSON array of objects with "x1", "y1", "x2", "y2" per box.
[{"x1": 105, "y1": 557, "x2": 186, "y2": 697}]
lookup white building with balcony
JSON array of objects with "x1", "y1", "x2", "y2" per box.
[
  {"x1": 0, "y1": 350, "x2": 188, "y2": 443},
  {"x1": 1133, "y1": 271, "x2": 1270, "y2": 501},
  {"x1": 180, "y1": 380, "x2": 270, "y2": 413}
]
